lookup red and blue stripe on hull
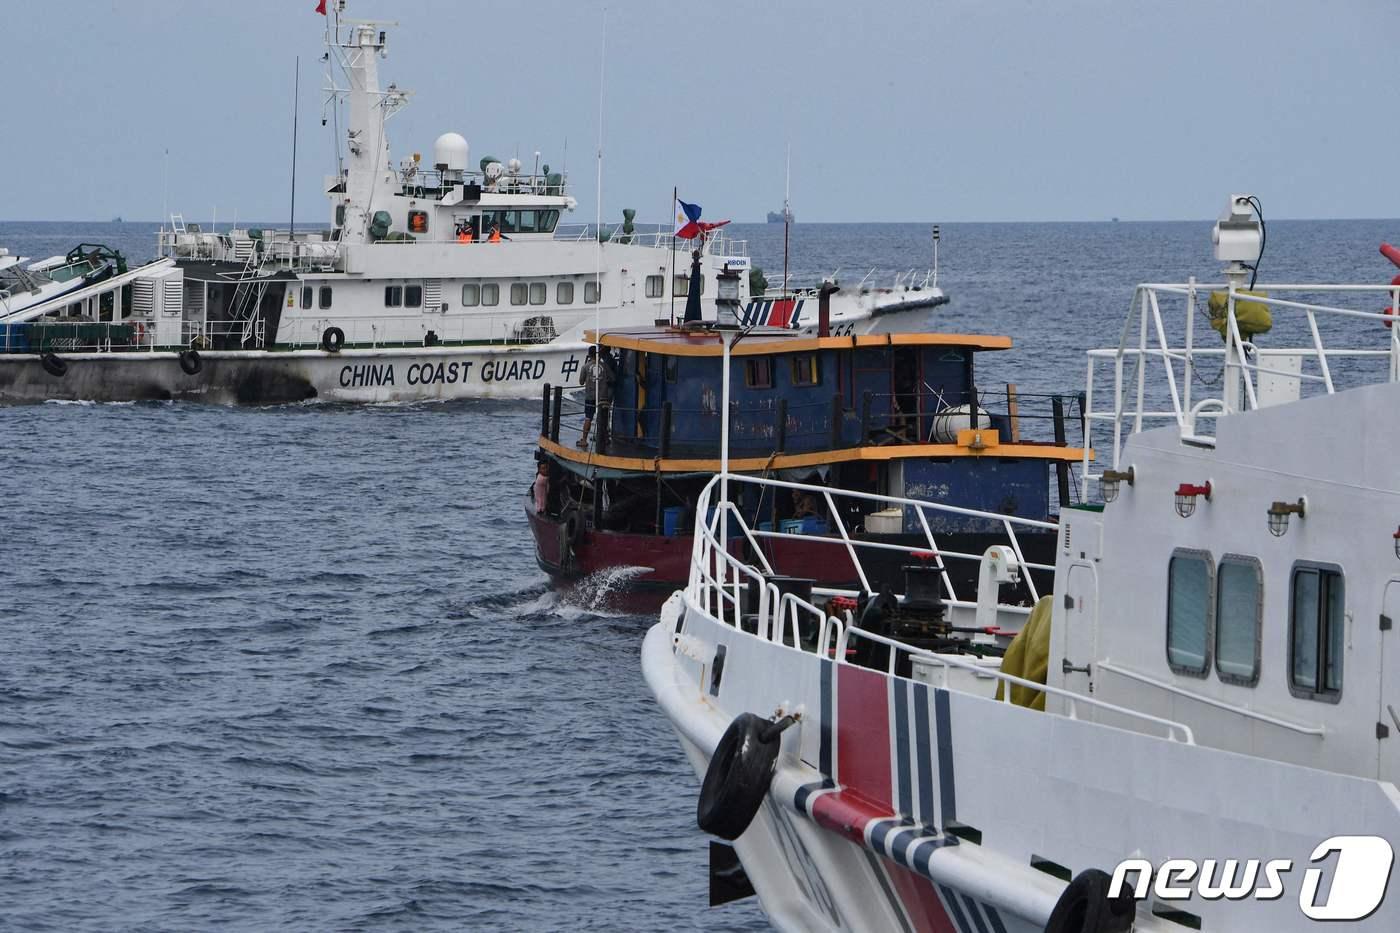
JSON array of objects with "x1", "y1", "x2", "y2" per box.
[{"x1": 790, "y1": 659, "x2": 1009, "y2": 933}]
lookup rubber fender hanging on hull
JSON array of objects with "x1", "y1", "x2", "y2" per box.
[
  {"x1": 697, "y1": 712, "x2": 797, "y2": 841},
  {"x1": 1043, "y1": 869, "x2": 1136, "y2": 933},
  {"x1": 40, "y1": 352, "x2": 68, "y2": 378},
  {"x1": 178, "y1": 349, "x2": 202, "y2": 376}
]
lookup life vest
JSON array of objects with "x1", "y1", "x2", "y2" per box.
[
  {"x1": 489, "y1": 228, "x2": 502, "y2": 243},
  {"x1": 457, "y1": 231, "x2": 473, "y2": 243}
]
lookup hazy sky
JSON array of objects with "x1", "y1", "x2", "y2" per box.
[{"x1": 5, "y1": 0, "x2": 1397, "y2": 224}]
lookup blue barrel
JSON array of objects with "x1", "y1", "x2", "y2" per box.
[{"x1": 662, "y1": 506, "x2": 685, "y2": 536}]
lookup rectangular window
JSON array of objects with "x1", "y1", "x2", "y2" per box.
[
  {"x1": 407, "y1": 210, "x2": 429, "y2": 234},
  {"x1": 516, "y1": 210, "x2": 537, "y2": 234},
  {"x1": 318, "y1": 286, "x2": 333, "y2": 310},
  {"x1": 1215, "y1": 556, "x2": 1261, "y2": 685},
  {"x1": 500, "y1": 211, "x2": 518, "y2": 234},
  {"x1": 791, "y1": 354, "x2": 820, "y2": 387},
  {"x1": 645, "y1": 275, "x2": 664, "y2": 298},
  {"x1": 1166, "y1": 550, "x2": 1213, "y2": 676},
  {"x1": 584, "y1": 281, "x2": 600, "y2": 304},
  {"x1": 557, "y1": 282, "x2": 574, "y2": 305},
  {"x1": 1290, "y1": 565, "x2": 1345, "y2": 699},
  {"x1": 538, "y1": 209, "x2": 560, "y2": 234},
  {"x1": 744, "y1": 357, "x2": 774, "y2": 389},
  {"x1": 301, "y1": 285, "x2": 313, "y2": 309},
  {"x1": 385, "y1": 285, "x2": 403, "y2": 307},
  {"x1": 529, "y1": 282, "x2": 546, "y2": 305},
  {"x1": 481, "y1": 283, "x2": 500, "y2": 306},
  {"x1": 510, "y1": 282, "x2": 528, "y2": 305},
  {"x1": 405, "y1": 285, "x2": 423, "y2": 308},
  {"x1": 674, "y1": 274, "x2": 689, "y2": 296},
  {"x1": 462, "y1": 284, "x2": 480, "y2": 307}
]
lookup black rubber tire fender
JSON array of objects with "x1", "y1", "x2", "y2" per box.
[
  {"x1": 178, "y1": 349, "x2": 202, "y2": 376},
  {"x1": 696, "y1": 712, "x2": 782, "y2": 841},
  {"x1": 561, "y1": 506, "x2": 583, "y2": 545},
  {"x1": 321, "y1": 326, "x2": 345, "y2": 353},
  {"x1": 424, "y1": 329, "x2": 440, "y2": 347},
  {"x1": 1044, "y1": 868, "x2": 1136, "y2": 933},
  {"x1": 859, "y1": 590, "x2": 898, "y2": 633},
  {"x1": 40, "y1": 352, "x2": 67, "y2": 378}
]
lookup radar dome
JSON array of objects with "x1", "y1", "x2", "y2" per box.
[
  {"x1": 507, "y1": 157, "x2": 522, "y2": 175},
  {"x1": 433, "y1": 132, "x2": 469, "y2": 172},
  {"x1": 484, "y1": 161, "x2": 504, "y2": 182}
]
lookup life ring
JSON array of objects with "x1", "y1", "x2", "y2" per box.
[
  {"x1": 696, "y1": 712, "x2": 791, "y2": 841},
  {"x1": 321, "y1": 326, "x2": 345, "y2": 352},
  {"x1": 178, "y1": 349, "x2": 202, "y2": 376},
  {"x1": 40, "y1": 352, "x2": 68, "y2": 378},
  {"x1": 1043, "y1": 869, "x2": 1136, "y2": 933}
]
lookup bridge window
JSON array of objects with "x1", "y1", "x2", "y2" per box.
[
  {"x1": 584, "y1": 281, "x2": 600, "y2": 304},
  {"x1": 529, "y1": 282, "x2": 546, "y2": 305},
  {"x1": 482, "y1": 283, "x2": 499, "y2": 306},
  {"x1": 539, "y1": 210, "x2": 560, "y2": 233},
  {"x1": 462, "y1": 284, "x2": 480, "y2": 307},
  {"x1": 384, "y1": 285, "x2": 403, "y2": 307},
  {"x1": 645, "y1": 275, "x2": 664, "y2": 298},
  {"x1": 1166, "y1": 549, "x2": 1213, "y2": 676},
  {"x1": 511, "y1": 283, "x2": 528, "y2": 305},
  {"x1": 405, "y1": 285, "x2": 423, "y2": 308},
  {"x1": 301, "y1": 285, "x2": 313, "y2": 309},
  {"x1": 791, "y1": 353, "x2": 820, "y2": 387},
  {"x1": 319, "y1": 286, "x2": 332, "y2": 309},
  {"x1": 1215, "y1": 556, "x2": 1261, "y2": 685},
  {"x1": 1289, "y1": 564, "x2": 1345, "y2": 700},
  {"x1": 744, "y1": 357, "x2": 774, "y2": 389},
  {"x1": 557, "y1": 282, "x2": 574, "y2": 304}
]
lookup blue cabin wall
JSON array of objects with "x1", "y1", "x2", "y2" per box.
[
  {"x1": 605, "y1": 343, "x2": 997, "y2": 457},
  {"x1": 899, "y1": 458, "x2": 1050, "y2": 533}
]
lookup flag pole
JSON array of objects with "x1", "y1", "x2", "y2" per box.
[{"x1": 669, "y1": 186, "x2": 677, "y2": 325}]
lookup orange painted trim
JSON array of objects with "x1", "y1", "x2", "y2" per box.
[
  {"x1": 537, "y1": 436, "x2": 1092, "y2": 474},
  {"x1": 583, "y1": 330, "x2": 1013, "y2": 357}
]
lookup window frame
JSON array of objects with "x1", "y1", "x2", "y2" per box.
[
  {"x1": 557, "y1": 281, "x2": 574, "y2": 305},
  {"x1": 1214, "y1": 554, "x2": 1263, "y2": 687},
  {"x1": 528, "y1": 282, "x2": 547, "y2": 306},
  {"x1": 584, "y1": 280, "x2": 600, "y2": 304},
  {"x1": 744, "y1": 357, "x2": 775, "y2": 390},
  {"x1": 791, "y1": 353, "x2": 820, "y2": 387},
  {"x1": 462, "y1": 283, "x2": 480, "y2": 307},
  {"x1": 384, "y1": 285, "x2": 403, "y2": 307},
  {"x1": 645, "y1": 275, "x2": 664, "y2": 299},
  {"x1": 404, "y1": 284, "x2": 423, "y2": 308},
  {"x1": 510, "y1": 282, "x2": 528, "y2": 306},
  {"x1": 1165, "y1": 547, "x2": 1214, "y2": 678},
  {"x1": 318, "y1": 286, "x2": 333, "y2": 310},
  {"x1": 1287, "y1": 561, "x2": 1346, "y2": 703},
  {"x1": 301, "y1": 285, "x2": 313, "y2": 309},
  {"x1": 481, "y1": 283, "x2": 500, "y2": 306}
]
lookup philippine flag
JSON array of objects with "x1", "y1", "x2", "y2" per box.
[{"x1": 675, "y1": 198, "x2": 730, "y2": 240}]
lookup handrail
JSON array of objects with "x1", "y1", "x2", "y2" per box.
[
  {"x1": 684, "y1": 472, "x2": 1197, "y2": 746},
  {"x1": 1096, "y1": 660, "x2": 1325, "y2": 737},
  {"x1": 1081, "y1": 278, "x2": 1400, "y2": 489}
]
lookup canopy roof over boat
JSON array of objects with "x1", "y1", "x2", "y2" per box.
[{"x1": 587, "y1": 326, "x2": 1012, "y2": 358}]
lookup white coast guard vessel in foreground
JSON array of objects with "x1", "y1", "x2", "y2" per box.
[
  {"x1": 0, "y1": 2, "x2": 944, "y2": 405},
  {"x1": 644, "y1": 197, "x2": 1400, "y2": 931}
]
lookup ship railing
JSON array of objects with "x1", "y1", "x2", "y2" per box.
[
  {"x1": 158, "y1": 227, "x2": 342, "y2": 272},
  {"x1": 752, "y1": 268, "x2": 938, "y2": 298},
  {"x1": 1081, "y1": 279, "x2": 1400, "y2": 494},
  {"x1": 684, "y1": 473, "x2": 1195, "y2": 744},
  {"x1": 1, "y1": 319, "x2": 228, "y2": 352},
  {"x1": 395, "y1": 166, "x2": 568, "y2": 199},
  {"x1": 270, "y1": 310, "x2": 585, "y2": 349},
  {"x1": 553, "y1": 224, "x2": 748, "y2": 258}
]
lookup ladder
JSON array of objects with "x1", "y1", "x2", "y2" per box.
[
  {"x1": 170, "y1": 214, "x2": 187, "y2": 235},
  {"x1": 228, "y1": 246, "x2": 269, "y2": 348}
]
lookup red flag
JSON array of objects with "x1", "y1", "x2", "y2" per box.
[{"x1": 315, "y1": 0, "x2": 327, "y2": 14}]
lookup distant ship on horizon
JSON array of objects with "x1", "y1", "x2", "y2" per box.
[{"x1": 766, "y1": 208, "x2": 794, "y2": 224}]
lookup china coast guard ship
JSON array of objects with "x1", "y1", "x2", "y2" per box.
[{"x1": 0, "y1": 2, "x2": 945, "y2": 405}]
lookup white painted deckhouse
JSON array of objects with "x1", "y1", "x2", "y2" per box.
[
  {"x1": 0, "y1": 1, "x2": 945, "y2": 404},
  {"x1": 644, "y1": 197, "x2": 1400, "y2": 931}
]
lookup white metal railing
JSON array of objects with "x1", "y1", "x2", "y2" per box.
[
  {"x1": 683, "y1": 473, "x2": 1196, "y2": 744},
  {"x1": 553, "y1": 224, "x2": 748, "y2": 258},
  {"x1": 1081, "y1": 279, "x2": 1400, "y2": 487}
]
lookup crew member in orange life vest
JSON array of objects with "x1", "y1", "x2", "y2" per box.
[{"x1": 488, "y1": 223, "x2": 502, "y2": 243}]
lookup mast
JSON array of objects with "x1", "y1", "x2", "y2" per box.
[
  {"x1": 782, "y1": 143, "x2": 790, "y2": 296},
  {"x1": 289, "y1": 56, "x2": 300, "y2": 236}
]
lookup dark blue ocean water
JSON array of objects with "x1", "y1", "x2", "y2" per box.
[{"x1": 1, "y1": 217, "x2": 1396, "y2": 930}]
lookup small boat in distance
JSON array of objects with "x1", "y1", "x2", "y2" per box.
[{"x1": 766, "y1": 209, "x2": 794, "y2": 224}]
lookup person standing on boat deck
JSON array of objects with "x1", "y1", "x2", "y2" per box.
[
  {"x1": 577, "y1": 347, "x2": 616, "y2": 449},
  {"x1": 532, "y1": 461, "x2": 550, "y2": 513},
  {"x1": 488, "y1": 223, "x2": 502, "y2": 243}
]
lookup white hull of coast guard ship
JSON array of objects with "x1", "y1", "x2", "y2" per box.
[
  {"x1": 0, "y1": 2, "x2": 943, "y2": 405},
  {"x1": 644, "y1": 198, "x2": 1400, "y2": 932}
]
